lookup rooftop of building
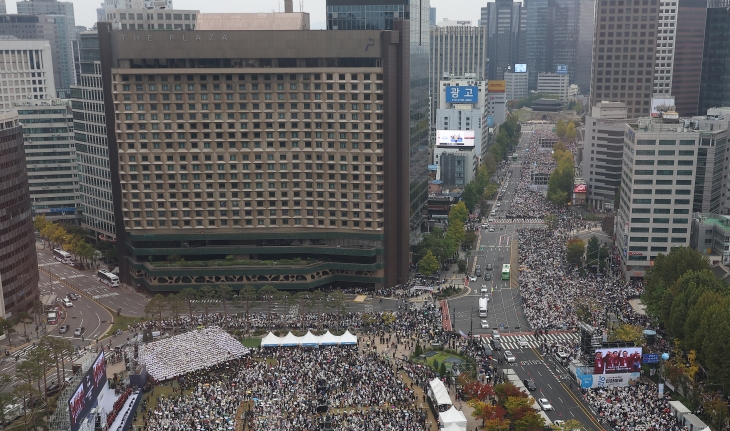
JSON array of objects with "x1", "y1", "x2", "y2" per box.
[
  {"x1": 195, "y1": 12, "x2": 310, "y2": 30},
  {"x1": 630, "y1": 114, "x2": 729, "y2": 134},
  {"x1": 694, "y1": 214, "x2": 730, "y2": 232}
]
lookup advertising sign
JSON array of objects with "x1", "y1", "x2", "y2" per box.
[
  {"x1": 651, "y1": 97, "x2": 676, "y2": 118},
  {"x1": 514, "y1": 64, "x2": 527, "y2": 73},
  {"x1": 445, "y1": 86, "x2": 478, "y2": 103},
  {"x1": 69, "y1": 352, "x2": 107, "y2": 431},
  {"x1": 487, "y1": 80, "x2": 506, "y2": 93},
  {"x1": 643, "y1": 353, "x2": 660, "y2": 364},
  {"x1": 486, "y1": 116, "x2": 494, "y2": 127},
  {"x1": 436, "y1": 130, "x2": 475, "y2": 147},
  {"x1": 593, "y1": 347, "x2": 642, "y2": 374},
  {"x1": 556, "y1": 64, "x2": 568, "y2": 75},
  {"x1": 593, "y1": 372, "x2": 641, "y2": 388}
]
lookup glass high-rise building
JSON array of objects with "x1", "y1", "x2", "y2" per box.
[
  {"x1": 699, "y1": 0, "x2": 730, "y2": 115},
  {"x1": 327, "y1": 0, "x2": 430, "y2": 244},
  {"x1": 525, "y1": 0, "x2": 580, "y2": 90},
  {"x1": 481, "y1": 0, "x2": 526, "y2": 80},
  {"x1": 71, "y1": 32, "x2": 117, "y2": 241}
]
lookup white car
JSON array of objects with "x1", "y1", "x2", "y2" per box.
[
  {"x1": 518, "y1": 337, "x2": 528, "y2": 348},
  {"x1": 491, "y1": 329, "x2": 501, "y2": 340},
  {"x1": 538, "y1": 398, "x2": 554, "y2": 411},
  {"x1": 63, "y1": 299, "x2": 73, "y2": 308},
  {"x1": 488, "y1": 218, "x2": 495, "y2": 222},
  {"x1": 469, "y1": 276, "x2": 478, "y2": 282},
  {"x1": 489, "y1": 227, "x2": 495, "y2": 232},
  {"x1": 481, "y1": 320, "x2": 489, "y2": 329},
  {"x1": 504, "y1": 350, "x2": 516, "y2": 363},
  {"x1": 481, "y1": 285, "x2": 488, "y2": 294}
]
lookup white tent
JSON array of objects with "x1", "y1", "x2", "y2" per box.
[
  {"x1": 260, "y1": 332, "x2": 282, "y2": 347},
  {"x1": 441, "y1": 423, "x2": 466, "y2": 431},
  {"x1": 340, "y1": 330, "x2": 357, "y2": 345},
  {"x1": 280, "y1": 332, "x2": 302, "y2": 347},
  {"x1": 429, "y1": 378, "x2": 452, "y2": 406},
  {"x1": 318, "y1": 331, "x2": 339, "y2": 346},
  {"x1": 439, "y1": 406, "x2": 467, "y2": 428},
  {"x1": 300, "y1": 331, "x2": 320, "y2": 347}
]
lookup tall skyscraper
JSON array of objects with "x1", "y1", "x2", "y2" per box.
[
  {"x1": 582, "y1": 101, "x2": 628, "y2": 210},
  {"x1": 651, "y1": 0, "x2": 676, "y2": 97},
  {"x1": 525, "y1": 0, "x2": 580, "y2": 90},
  {"x1": 576, "y1": 0, "x2": 595, "y2": 94},
  {"x1": 482, "y1": 0, "x2": 526, "y2": 80},
  {"x1": 590, "y1": 0, "x2": 660, "y2": 117},
  {"x1": 0, "y1": 37, "x2": 56, "y2": 110},
  {"x1": 699, "y1": 0, "x2": 730, "y2": 115},
  {"x1": 0, "y1": 111, "x2": 39, "y2": 318},
  {"x1": 616, "y1": 115, "x2": 729, "y2": 279},
  {"x1": 327, "y1": 0, "x2": 430, "y2": 243},
  {"x1": 671, "y1": 0, "x2": 707, "y2": 116},
  {"x1": 16, "y1": 0, "x2": 77, "y2": 90},
  {"x1": 430, "y1": 7, "x2": 436, "y2": 25},
  {"x1": 0, "y1": 0, "x2": 6, "y2": 14},
  {"x1": 15, "y1": 99, "x2": 78, "y2": 222},
  {"x1": 98, "y1": 24, "x2": 413, "y2": 291},
  {"x1": 429, "y1": 25, "x2": 488, "y2": 120},
  {"x1": 72, "y1": 32, "x2": 116, "y2": 241}
]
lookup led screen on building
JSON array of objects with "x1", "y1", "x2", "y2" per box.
[{"x1": 436, "y1": 130, "x2": 475, "y2": 147}]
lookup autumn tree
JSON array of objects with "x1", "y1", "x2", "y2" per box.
[
  {"x1": 462, "y1": 380, "x2": 495, "y2": 402},
  {"x1": 608, "y1": 324, "x2": 645, "y2": 346},
  {"x1": 418, "y1": 250, "x2": 440, "y2": 276}
]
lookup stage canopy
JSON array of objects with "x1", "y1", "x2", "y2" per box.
[
  {"x1": 439, "y1": 406, "x2": 467, "y2": 428},
  {"x1": 429, "y1": 378, "x2": 452, "y2": 406},
  {"x1": 261, "y1": 332, "x2": 282, "y2": 347},
  {"x1": 259, "y1": 331, "x2": 358, "y2": 347}
]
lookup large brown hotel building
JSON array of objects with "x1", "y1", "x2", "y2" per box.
[{"x1": 98, "y1": 23, "x2": 412, "y2": 292}]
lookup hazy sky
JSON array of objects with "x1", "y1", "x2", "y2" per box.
[{"x1": 4, "y1": 0, "x2": 483, "y2": 30}]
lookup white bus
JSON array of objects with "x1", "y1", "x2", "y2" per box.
[
  {"x1": 52, "y1": 249, "x2": 72, "y2": 264},
  {"x1": 479, "y1": 297, "x2": 489, "y2": 317},
  {"x1": 96, "y1": 270, "x2": 119, "y2": 287}
]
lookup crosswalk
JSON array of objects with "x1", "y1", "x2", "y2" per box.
[
  {"x1": 482, "y1": 332, "x2": 579, "y2": 350},
  {"x1": 492, "y1": 218, "x2": 546, "y2": 225}
]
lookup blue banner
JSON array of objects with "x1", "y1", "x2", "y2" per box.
[
  {"x1": 486, "y1": 116, "x2": 494, "y2": 127},
  {"x1": 556, "y1": 64, "x2": 568, "y2": 75},
  {"x1": 446, "y1": 86, "x2": 478, "y2": 103},
  {"x1": 643, "y1": 353, "x2": 660, "y2": 364}
]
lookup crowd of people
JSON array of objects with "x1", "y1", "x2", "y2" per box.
[{"x1": 583, "y1": 383, "x2": 687, "y2": 431}]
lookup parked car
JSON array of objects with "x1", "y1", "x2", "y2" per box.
[{"x1": 58, "y1": 325, "x2": 69, "y2": 334}]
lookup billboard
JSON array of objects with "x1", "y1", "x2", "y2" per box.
[
  {"x1": 445, "y1": 86, "x2": 478, "y2": 103},
  {"x1": 488, "y1": 80, "x2": 506, "y2": 93},
  {"x1": 651, "y1": 97, "x2": 676, "y2": 117},
  {"x1": 556, "y1": 64, "x2": 568, "y2": 74},
  {"x1": 486, "y1": 116, "x2": 494, "y2": 127},
  {"x1": 593, "y1": 347, "x2": 642, "y2": 374},
  {"x1": 514, "y1": 64, "x2": 527, "y2": 73},
  {"x1": 436, "y1": 130, "x2": 475, "y2": 147},
  {"x1": 69, "y1": 352, "x2": 107, "y2": 431}
]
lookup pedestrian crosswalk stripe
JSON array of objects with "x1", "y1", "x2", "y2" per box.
[
  {"x1": 491, "y1": 218, "x2": 546, "y2": 225},
  {"x1": 481, "y1": 333, "x2": 579, "y2": 350}
]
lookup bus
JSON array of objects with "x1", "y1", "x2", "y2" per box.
[
  {"x1": 501, "y1": 264, "x2": 511, "y2": 280},
  {"x1": 479, "y1": 297, "x2": 489, "y2": 317},
  {"x1": 96, "y1": 269, "x2": 119, "y2": 287},
  {"x1": 53, "y1": 249, "x2": 73, "y2": 264}
]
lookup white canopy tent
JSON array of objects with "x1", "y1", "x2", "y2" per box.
[
  {"x1": 260, "y1": 332, "x2": 282, "y2": 347},
  {"x1": 429, "y1": 378, "x2": 452, "y2": 406},
  {"x1": 318, "y1": 331, "x2": 339, "y2": 346},
  {"x1": 439, "y1": 407, "x2": 467, "y2": 429},
  {"x1": 300, "y1": 331, "x2": 320, "y2": 347},
  {"x1": 441, "y1": 423, "x2": 466, "y2": 431},
  {"x1": 280, "y1": 332, "x2": 302, "y2": 347},
  {"x1": 340, "y1": 330, "x2": 357, "y2": 345}
]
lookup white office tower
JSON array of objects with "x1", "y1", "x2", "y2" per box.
[
  {"x1": 582, "y1": 101, "x2": 628, "y2": 210},
  {"x1": 71, "y1": 32, "x2": 115, "y2": 240},
  {"x1": 0, "y1": 37, "x2": 56, "y2": 111},
  {"x1": 537, "y1": 72, "x2": 570, "y2": 102},
  {"x1": 436, "y1": 77, "x2": 488, "y2": 158},
  {"x1": 15, "y1": 99, "x2": 78, "y2": 222},
  {"x1": 616, "y1": 113, "x2": 730, "y2": 280},
  {"x1": 653, "y1": 0, "x2": 676, "y2": 96},
  {"x1": 504, "y1": 65, "x2": 529, "y2": 101}
]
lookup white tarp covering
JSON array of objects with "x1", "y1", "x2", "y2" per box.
[
  {"x1": 340, "y1": 330, "x2": 357, "y2": 345},
  {"x1": 300, "y1": 331, "x2": 320, "y2": 347},
  {"x1": 442, "y1": 423, "x2": 467, "y2": 431},
  {"x1": 318, "y1": 331, "x2": 339, "y2": 345},
  {"x1": 429, "y1": 378, "x2": 452, "y2": 406},
  {"x1": 439, "y1": 406, "x2": 467, "y2": 428},
  {"x1": 260, "y1": 332, "x2": 282, "y2": 347}
]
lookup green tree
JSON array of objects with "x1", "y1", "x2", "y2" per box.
[
  {"x1": 145, "y1": 294, "x2": 167, "y2": 321},
  {"x1": 555, "y1": 119, "x2": 567, "y2": 140},
  {"x1": 41, "y1": 337, "x2": 74, "y2": 385},
  {"x1": 503, "y1": 396, "x2": 533, "y2": 421},
  {"x1": 0, "y1": 375, "x2": 14, "y2": 426},
  {"x1": 27, "y1": 346, "x2": 54, "y2": 405},
  {"x1": 448, "y1": 201, "x2": 469, "y2": 226},
  {"x1": 665, "y1": 270, "x2": 728, "y2": 340},
  {"x1": 586, "y1": 236, "x2": 601, "y2": 270},
  {"x1": 643, "y1": 247, "x2": 710, "y2": 318},
  {"x1": 545, "y1": 214, "x2": 558, "y2": 231},
  {"x1": 239, "y1": 285, "x2": 258, "y2": 331},
  {"x1": 198, "y1": 285, "x2": 217, "y2": 318},
  {"x1": 566, "y1": 238, "x2": 586, "y2": 266},
  {"x1": 0, "y1": 318, "x2": 15, "y2": 348},
  {"x1": 16, "y1": 311, "x2": 32, "y2": 337},
  {"x1": 565, "y1": 121, "x2": 577, "y2": 143},
  {"x1": 462, "y1": 230, "x2": 478, "y2": 250},
  {"x1": 216, "y1": 284, "x2": 234, "y2": 316},
  {"x1": 683, "y1": 292, "x2": 728, "y2": 353},
  {"x1": 167, "y1": 294, "x2": 185, "y2": 320},
  {"x1": 701, "y1": 302, "x2": 730, "y2": 389},
  {"x1": 178, "y1": 287, "x2": 200, "y2": 319},
  {"x1": 513, "y1": 411, "x2": 546, "y2": 431},
  {"x1": 418, "y1": 250, "x2": 440, "y2": 276},
  {"x1": 552, "y1": 419, "x2": 584, "y2": 431},
  {"x1": 15, "y1": 359, "x2": 42, "y2": 430},
  {"x1": 547, "y1": 145, "x2": 574, "y2": 205},
  {"x1": 258, "y1": 285, "x2": 279, "y2": 323},
  {"x1": 608, "y1": 324, "x2": 645, "y2": 346},
  {"x1": 439, "y1": 362, "x2": 447, "y2": 377}
]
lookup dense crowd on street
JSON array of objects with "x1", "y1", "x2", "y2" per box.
[{"x1": 583, "y1": 383, "x2": 687, "y2": 431}]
